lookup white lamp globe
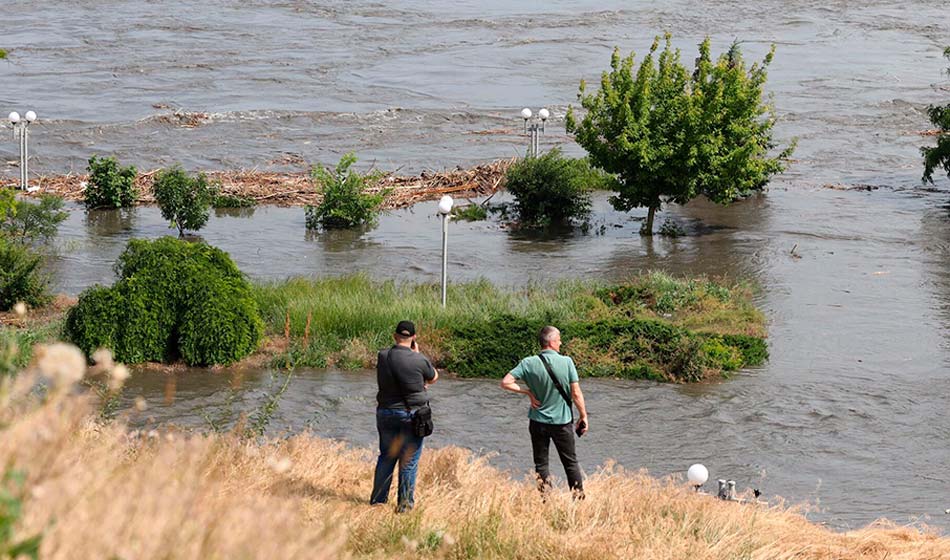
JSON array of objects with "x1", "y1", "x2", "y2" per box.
[
  {"x1": 8, "y1": 112, "x2": 20, "y2": 124},
  {"x1": 687, "y1": 464, "x2": 708, "y2": 487},
  {"x1": 438, "y1": 195, "x2": 454, "y2": 214},
  {"x1": 538, "y1": 108, "x2": 550, "y2": 121},
  {"x1": 24, "y1": 111, "x2": 36, "y2": 123},
  {"x1": 520, "y1": 107, "x2": 532, "y2": 119}
]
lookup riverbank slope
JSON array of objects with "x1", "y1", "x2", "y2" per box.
[{"x1": 1, "y1": 367, "x2": 947, "y2": 559}]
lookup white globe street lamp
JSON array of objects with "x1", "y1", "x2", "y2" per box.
[
  {"x1": 438, "y1": 195, "x2": 454, "y2": 308},
  {"x1": 687, "y1": 464, "x2": 709, "y2": 492},
  {"x1": 8, "y1": 109, "x2": 37, "y2": 189},
  {"x1": 520, "y1": 107, "x2": 549, "y2": 157}
]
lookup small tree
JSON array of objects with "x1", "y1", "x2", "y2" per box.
[
  {"x1": 84, "y1": 156, "x2": 137, "y2": 209},
  {"x1": 922, "y1": 47, "x2": 950, "y2": 185},
  {"x1": 504, "y1": 148, "x2": 610, "y2": 226},
  {"x1": 567, "y1": 35, "x2": 794, "y2": 235},
  {"x1": 0, "y1": 195, "x2": 68, "y2": 245},
  {"x1": 305, "y1": 153, "x2": 388, "y2": 230},
  {"x1": 153, "y1": 166, "x2": 215, "y2": 236}
]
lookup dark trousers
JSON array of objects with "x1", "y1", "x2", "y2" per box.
[{"x1": 529, "y1": 419, "x2": 583, "y2": 493}]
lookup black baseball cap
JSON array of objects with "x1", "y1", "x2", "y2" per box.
[{"x1": 395, "y1": 320, "x2": 416, "y2": 337}]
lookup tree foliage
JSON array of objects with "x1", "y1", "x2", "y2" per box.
[
  {"x1": 84, "y1": 156, "x2": 137, "y2": 209},
  {"x1": 0, "y1": 195, "x2": 68, "y2": 245},
  {"x1": 504, "y1": 148, "x2": 613, "y2": 227},
  {"x1": 153, "y1": 166, "x2": 215, "y2": 236},
  {"x1": 922, "y1": 47, "x2": 950, "y2": 184},
  {"x1": 566, "y1": 35, "x2": 794, "y2": 234},
  {"x1": 64, "y1": 237, "x2": 263, "y2": 366},
  {"x1": 305, "y1": 153, "x2": 388, "y2": 230}
]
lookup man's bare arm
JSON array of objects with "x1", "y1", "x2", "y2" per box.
[
  {"x1": 501, "y1": 373, "x2": 540, "y2": 408},
  {"x1": 571, "y1": 382, "x2": 588, "y2": 434}
]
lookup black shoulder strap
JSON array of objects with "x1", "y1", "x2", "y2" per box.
[
  {"x1": 383, "y1": 349, "x2": 412, "y2": 412},
  {"x1": 538, "y1": 353, "x2": 573, "y2": 420}
]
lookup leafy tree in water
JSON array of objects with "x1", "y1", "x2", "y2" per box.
[
  {"x1": 922, "y1": 47, "x2": 950, "y2": 185},
  {"x1": 567, "y1": 35, "x2": 794, "y2": 235},
  {"x1": 153, "y1": 166, "x2": 215, "y2": 236}
]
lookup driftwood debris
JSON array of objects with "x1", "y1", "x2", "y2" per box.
[{"x1": 9, "y1": 159, "x2": 514, "y2": 209}]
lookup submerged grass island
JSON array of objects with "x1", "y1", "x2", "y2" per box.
[{"x1": 255, "y1": 272, "x2": 767, "y2": 383}]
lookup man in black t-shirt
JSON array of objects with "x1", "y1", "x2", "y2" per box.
[{"x1": 370, "y1": 320, "x2": 438, "y2": 511}]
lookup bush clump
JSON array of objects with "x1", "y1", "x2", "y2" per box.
[
  {"x1": 305, "y1": 153, "x2": 389, "y2": 230},
  {"x1": 153, "y1": 166, "x2": 215, "y2": 236},
  {"x1": 0, "y1": 194, "x2": 69, "y2": 246},
  {"x1": 84, "y1": 156, "x2": 137, "y2": 209},
  {"x1": 504, "y1": 148, "x2": 613, "y2": 227},
  {"x1": 0, "y1": 237, "x2": 50, "y2": 311},
  {"x1": 64, "y1": 237, "x2": 263, "y2": 366}
]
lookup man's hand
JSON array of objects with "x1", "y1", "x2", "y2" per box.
[
  {"x1": 528, "y1": 392, "x2": 541, "y2": 409},
  {"x1": 576, "y1": 416, "x2": 589, "y2": 436}
]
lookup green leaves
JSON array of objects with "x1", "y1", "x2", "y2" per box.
[
  {"x1": 306, "y1": 153, "x2": 389, "y2": 230},
  {"x1": 84, "y1": 156, "x2": 137, "y2": 209},
  {"x1": 568, "y1": 34, "x2": 793, "y2": 234},
  {"x1": 921, "y1": 46, "x2": 950, "y2": 184},
  {"x1": 64, "y1": 238, "x2": 262, "y2": 366},
  {"x1": 504, "y1": 148, "x2": 612, "y2": 227},
  {"x1": 0, "y1": 468, "x2": 42, "y2": 560},
  {"x1": 152, "y1": 166, "x2": 215, "y2": 236}
]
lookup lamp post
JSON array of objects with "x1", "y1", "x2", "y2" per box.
[
  {"x1": 521, "y1": 107, "x2": 549, "y2": 158},
  {"x1": 9, "y1": 110, "x2": 37, "y2": 190},
  {"x1": 687, "y1": 463, "x2": 709, "y2": 493},
  {"x1": 438, "y1": 195, "x2": 454, "y2": 308}
]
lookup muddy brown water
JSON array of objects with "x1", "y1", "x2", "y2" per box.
[{"x1": 3, "y1": 0, "x2": 949, "y2": 531}]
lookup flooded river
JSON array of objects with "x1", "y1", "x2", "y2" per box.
[{"x1": 3, "y1": 0, "x2": 950, "y2": 531}]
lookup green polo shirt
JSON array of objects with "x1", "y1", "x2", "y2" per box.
[{"x1": 509, "y1": 349, "x2": 578, "y2": 425}]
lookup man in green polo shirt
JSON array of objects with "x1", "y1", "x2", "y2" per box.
[{"x1": 500, "y1": 325, "x2": 589, "y2": 496}]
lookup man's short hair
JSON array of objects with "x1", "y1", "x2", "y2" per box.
[{"x1": 538, "y1": 326, "x2": 560, "y2": 347}]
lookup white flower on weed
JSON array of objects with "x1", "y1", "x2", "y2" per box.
[
  {"x1": 91, "y1": 348, "x2": 114, "y2": 370},
  {"x1": 13, "y1": 302, "x2": 27, "y2": 317},
  {"x1": 266, "y1": 455, "x2": 293, "y2": 474},
  {"x1": 35, "y1": 343, "x2": 86, "y2": 388},
  {"x1": 108, "y1": 363, "x2": 129, "y2": 391},
  {"x1": 134, "y1": 396, "x2": 148, "y2": 411}
]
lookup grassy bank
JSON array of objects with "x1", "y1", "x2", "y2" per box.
[
  {"x1": 255, "y1": 272, "x2": 767, "y2": 382},
  {"x1": 1, "y1": 366, "x2": 947, "y2": 559}
]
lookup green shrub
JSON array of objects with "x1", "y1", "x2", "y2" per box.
[
  {"x1": 0, "y1": 237, "x2": 50, "y2": 311},
  {"x1": 153, "y1": 166, "x2": 215, "y2": 236},
  {"x1": 0, "y1": 194, "x2": 68, "y2": 245},
  {"x1": 305, "y1": 153, "x2": 389, "y2": 230},
  {"x1": 64, "y1": 237, "x2": 263, "y2": 366},
  {"x1": 212, "y1": 192, "x2": 256, "y2": 208},
  {"x1": 85, "y1": 155, "x2": 137, "y2": 209},
  {"x1": 451, "y1": 204, "x2": 489, "y2": 221},
  {"x1": 504, "y1": 148, "x2": 611, "y2": 227}
]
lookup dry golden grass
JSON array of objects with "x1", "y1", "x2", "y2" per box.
[{"x1": 2, "y1": 360, "x2": 949, "y2": 559}]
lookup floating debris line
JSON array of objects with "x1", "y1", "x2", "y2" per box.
[{"x1": 5, "y1": 159, "x2": 514, "y2": 208}]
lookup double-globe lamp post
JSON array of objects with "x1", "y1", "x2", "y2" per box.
[
  {"x1": 438, "y1": 195, "x2": 454, "y2": 308},
  {"x1": 521, "y1": 107, "x2": 549, "y2": 158},
  {"x1": 8, "y1": 110, "x2": 38, "y2": 190}
]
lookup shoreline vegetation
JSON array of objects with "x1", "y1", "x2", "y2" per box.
[
  {"x1": 5, "y1": 272, "x2": 767, "y2": 382},
  {"x1": 2, "y1": 369, "x2": 949, "y2": 559},
  {"x1": 257, "y1": 273, "x2": 767, "y2": 382},
  {"x1": 3, "y1": 160, "x2": 513, "y2": 209}
]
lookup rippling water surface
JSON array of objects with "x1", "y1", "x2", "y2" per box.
[{"x1": 3, "y1": 0, "x2": 950, "y2": 531}]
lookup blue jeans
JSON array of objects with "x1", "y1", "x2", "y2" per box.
[{"x1": 370, "y1": 408, "x2": 424, "y2": 511}]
